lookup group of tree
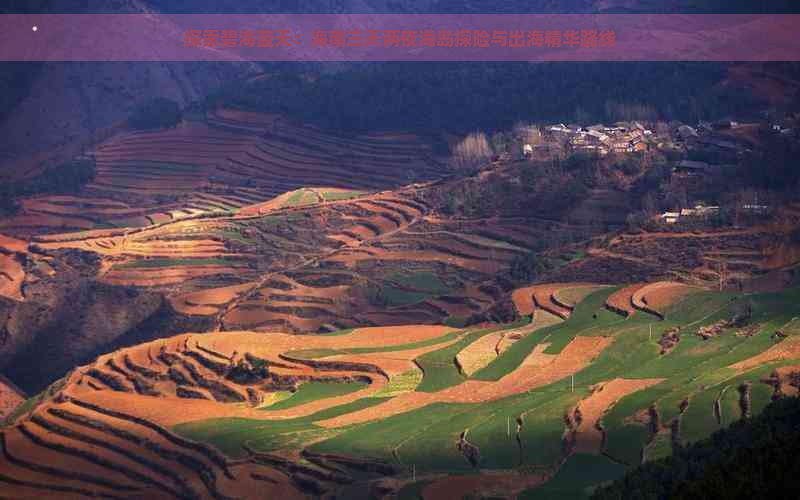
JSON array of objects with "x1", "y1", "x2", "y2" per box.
[
  {"x1": 449, "y1": 132, "x2": 493, "y2": 172},
  {"x1": 507, "y1": 253, "x2": 549, "y2": 283},
  {"x1": 206, "y1": 62, "x2": 768, "y2": 136},
  {"x1": 0, "y1": 157, "x2": 96, "y2": 215},
  {"x1": 736, "y1": 127, "x2": 800, "y2": 190}
]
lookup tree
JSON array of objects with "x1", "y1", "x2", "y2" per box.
[
  {"x1": 626, "y1": 211, "x2": 649, "y2": 230},
  {"x1": 641, "y1": 192, "x2": 659, "y2": 216},
  {"x1": 732, "y1": 299, "x2": 753, "y2": 326},
  {"x1": 449, "y1": 132, "x2": 493, "y2": 171},
  {"x1": 513, "y1": 122, "x2": 543, "y2": 146},
  {"x1": 508, "y1": 253, "x2": 546, "y2": 283},
  {"x1": 490, "y1": 131, "x2": 511, "y2": 155},
  {"x1": 593, "y1": 397, "x2": 800, "y2": 500}
]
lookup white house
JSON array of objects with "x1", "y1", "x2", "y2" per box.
[{"x1": 660, "y1": 212, "x2": 680, "y2": 224}]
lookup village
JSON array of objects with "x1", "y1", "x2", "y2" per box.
[
  {"x1": 519, "y1": 118, "x2": 795, "y2": 160},
  {"x1": 506, "y1": 115, "x2": 799, "y2": 226}
]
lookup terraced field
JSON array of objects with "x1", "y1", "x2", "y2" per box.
[
  {"x1": 0, "y1": 233, "x2": 29, "y2": 301},
  {"x1": 3, "y1": 105, "x2": 800, "y2": 498},
  {"x1": 3, "y1": 109, "x2": 595, "y2": 338},
  {"x1": 20, "y1": 181, "x2": 558, "y2": 334},
  {"x1": 582, "y1": 227, "x2": 789, "y2": 288},
  {"x1": 4, "y1": 285, "x2": 799, "y2": 499},
  {"x1": 0, "y1": 109, "x2": 445, "y2": 237},
  {"x1": 5, "y1": 109, "x2": 792, "y2": 343},
  {"x1": 0, "y1": 376, "x2": 25, "y2": 421}
]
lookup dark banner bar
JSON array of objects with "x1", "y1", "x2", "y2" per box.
[{"x1": 1, "y1": 14, "x2": 798, "y2": 61}]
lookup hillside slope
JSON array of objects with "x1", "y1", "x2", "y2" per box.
[
  {"x1": 592, "y1": 396, "x2": 800, "y2": 500},
  {"x1": 2, "y1": 285, "x2": 799, "y2": 498}
]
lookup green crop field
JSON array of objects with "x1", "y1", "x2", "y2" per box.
[
  {"x1": 172, "y1": 286, "x2": 800, "y2": 499},
  {"x1": 261, "y1": 380, "x2": 368, "y2": 411},
  {"x1": 382, "y1": 272, "x2": 453, "y2": 306},
  {"x1": 322, "y1": 189, "x2": 365, "y2": 201},
  {"x1": 114, "y1": 257, "x2": 245, "y2": 269}
]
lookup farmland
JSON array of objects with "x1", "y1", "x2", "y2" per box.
[
  {"x1": 2, "y1": 106, "x2": 793, "y2": 348},
  {"x1": 2, "y1": 101, "x2": 800, "y2": 499},
  {"x1": 0, "y1": 109, "x2": 444, "y2": 238},
  {"x1": 2, "y1": 284, "x2": 798, "y2": 498},
  {"x1": 22, "y1": 174, "x2": 559, "y2": 334}
]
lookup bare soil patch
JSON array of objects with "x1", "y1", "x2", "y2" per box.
[
  {"x1": 0, "y1": 233, "x2": 28, "y2": 253},
  {"x1": 512, "y1": 283, "x2": 599, "y2": 318},
  {"x1": 0, "y1": 253, "x2": 24, "y2": 300},
  {"x1": 606, "y1": 283, "x2": 647, "y2": 317},
  {"x1": 633, "y1": 281, "x2": 701, "y2": 317},
  {"x1": 171, "y1": 282, "x2": 257, "y2": 316},
  {"x1": 572, "y1": 378, "x2": 664, "y2": 454},
  {"x1": 0, "y1": 375, "x2": 25, "y2": 419},
  {"x1": 730, "y1": 337, "x2": 800, "y2": 372}
]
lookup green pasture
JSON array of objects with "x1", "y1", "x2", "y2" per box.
[{"x1": 170, "y1": 286, "x2": 800, "y2": 497}]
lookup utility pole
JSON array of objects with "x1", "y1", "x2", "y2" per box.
[
  {"x1": 571, "y1": 374, "x2": 574, "y2": 393},
  {"x1": 507, "y1": 416, "x2": 510, "y2": 437},
  {"x1": 649, "y1": 324, "x2": 652, "y2": 341}
]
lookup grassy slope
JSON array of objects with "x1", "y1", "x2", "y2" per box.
[
  {"x1": 261, "y1": 381, "x2": 368, "y2": 411},
  {"x1": 174, "y1": 397, "x2": 389, "y2": 458},
  {"x1": 286, "y1": 329, "x2": 463, "y2": 360},
  {"x1": 416, "y1": 320, "x2": 529, "y2": 393},
  {"x1": 521, "y1": 454, "x2": 628, "y2": 500},
  {"x1": 172, "y1": 287, "x2": 800, "y2": 497},
  {"x1": 322, "y1": 190, "x2": 365, "y2": 202},
  {"x1": 471, "y1": 287, "x2": 623, "y2": 381},
  {"x1": 383, "y1": 272, "x2": 452, "y2": 307},
  {"x1": 114, "y1": 257, "x2": 243, "y2": 269}
]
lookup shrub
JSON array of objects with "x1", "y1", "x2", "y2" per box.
[
  {"x1": 444, "y1": 315, "x2": 470, "y2": 328},
  {"x1": 626, "y1": 211, "x2": 650, "y2": 230},
  {"x1": 0, "y1": 196, "x2": 20, "y2": 215}
]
